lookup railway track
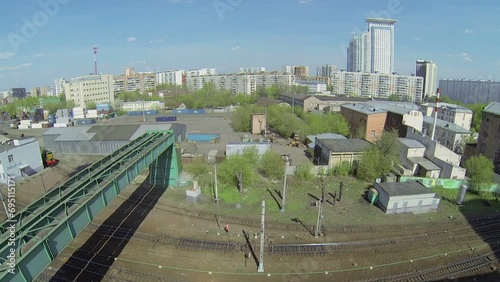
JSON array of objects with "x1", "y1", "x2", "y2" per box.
[
  {"x1": 116, "y1": 193, "x2": 500, "y2": 235},
  {"x1": 35, "y1": 251, "x2": 192, "y2": 282},
  {"x1": 362, "y1": 251, "x2": 500, "y2": 282}
]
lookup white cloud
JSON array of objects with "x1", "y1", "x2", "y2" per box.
[
  {"x1": 464, "y1": 28, "x2": 474, "y2": 34},
  {"x1": 0, "y1": 52, "x2": 15, "y2": 60},
  {"x1": 297, "y1": 0, "x2": 312, "y2": 4},
  {"x1": 34, "y1": 53, "x2": 46, "y2": 57},
  {"x1": 149, "y1": 39, "x2": 165, "y2": 44},
  {"x1": 448, "y1": 52, "x2": 473, "y2": 62},
  {"x1": 127, "y1": 37, "x2": 137, "y2": 43},
  {"x1": 0, "y1": 62, "x2": 33, "y2": 72},
  {"x1": 413, "y1": 37, "x2": 422, "y2": 41},
  {"x1": 231, "y1": 46, "x2": 240, "y2": 51}
]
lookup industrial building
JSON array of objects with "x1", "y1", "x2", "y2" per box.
[
  {"x1": 43, "y1": 124, "x2": 186, "y2": 155},
  {"x1": 0, "y1": 136, "x2": 43, "y2": 183},
  {"x1": 330, "y1": 71, "x2": 424, "y2": 102},
  {"x1": 419, "y1": 102, "x2": 473, "y2": 131},
  {"x1": 373, "y1": 181, "x2": 440, "y2": 214},
  {"x1": 422, "y1": 116, "x2": 472, "y2": 154},
  {"x1": 397, "y1": 138, "x2": 441, "y2": 178},
  {"x1": 279, "y1": 93, "x2": 370, "y2": 112},
  {"x1": 364, "y1": 100, "x2": 424, "y2": 137},
  {"x1": 314, "y1": 138, "x2": 372, "y2": 166},
  {"x1": 340, "y1": 103, "x2": 387, "y2": 142},
  {"x1": 476, "y1": 102, "x2": 500, "y2": 173},
  {"x1": 64, "y1": 74, "x2": 114, "y2": 108}
]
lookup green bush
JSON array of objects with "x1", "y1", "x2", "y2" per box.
[
  {"x1": 295, "y1": 164, "x2": 314, "y2": 181},
  {"x1": 333, "y1": 161, "x2": 352, "y2": 176},
  {"x1": 259, "y1": 150, "x2": 284, "y2": 180}
]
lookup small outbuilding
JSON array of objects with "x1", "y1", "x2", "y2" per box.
[{"x1": 373, "y1": 181, "x2": 440, "y2": 214}]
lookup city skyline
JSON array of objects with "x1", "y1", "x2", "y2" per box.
[{"x1": 0, "y1": 0, "x2": 499, "y2": 90}]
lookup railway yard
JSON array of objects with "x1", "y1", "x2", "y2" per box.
[{"x1": 4, "y1": 113, "x2": 500, "y2": 281}]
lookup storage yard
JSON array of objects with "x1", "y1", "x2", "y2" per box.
[{"x1": 3, "y1": 112, "x2": 500, "y2": 281}]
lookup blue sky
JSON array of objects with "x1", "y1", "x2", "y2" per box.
[{"x1": 0, "y1": 0, "x2": 499, "y2": 90}]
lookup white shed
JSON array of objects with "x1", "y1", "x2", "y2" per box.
[{"x1": 374, "y1": 181, "x2": 440, "y2": 214}]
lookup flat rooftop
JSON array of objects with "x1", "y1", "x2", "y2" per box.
[
  {"x1": 376, "y1": 181, "x2": 435, "y2": 197},
  {"x1": 423, "y1": 116, "x2": 471, "y2": 134},
  {"x1": 398, "y1": 138, "x2": 426, "y2": 149},
  {"x1": 318, "y1": 138, "x2": 372, "y2": 153},
  {"x1": 341, "y1": 103, "x2": 387, "y2": 115}
]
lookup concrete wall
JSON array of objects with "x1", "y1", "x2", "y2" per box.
[
  {"x1": 375, "y1": 183, "x2": 440, "y2": 214},
  {"x1": 402, "y1": 111, "x2": 423, "y2": 132},
  {"x1": 226, "y1": 143, "x2": 270, "y2": 157},
  {"x1": 340, "y1": 107, "x2": 386, "y2": 142},
  {"x1": 329, "y1": 152, "x2": 363, "y2": 166}
]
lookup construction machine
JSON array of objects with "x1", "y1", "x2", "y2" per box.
[{"x1": 42, "y1": 150, "x2": 59, "y2": 167}]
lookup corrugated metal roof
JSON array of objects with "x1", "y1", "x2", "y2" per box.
[
  {"x1": 318, "y1": 138, "x2": 372, "y2": 152},
  {"x1": 398, "y1": 138, "x2": 426, "y2": 148},
  {"x1": 423, "y1": 116, "x2": 471, "y2": 134},
  {"x1": 484, "y1": 102, "x2": 500, "y2": 115},
  {"x1": 376, "y1": 181, "x2": 434, "y2": 197},
  {"x1": 43, "y1": 127, "x2": 92, "y2": 136},
  {"x1": 129, "y1": 124, "x2": 173, "y2": 140},
  {"x1": 55, "y1": 131, "x2": 95, "y2": 142},
  {"x1": 88, "y1": 124, "x2": 141, "y2": 141}
]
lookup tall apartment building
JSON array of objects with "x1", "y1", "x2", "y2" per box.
[
  {"x1": 331, "y1": 71, "x2": 423, "y2": 102},
  {"x1": 416, "y1": 60, "x2": 438, "y2": 98},
  {"x1": 186, "y1": 74, "x2": 295, "y2": 95},
  {"x1": 476, "y1": 102, "x2": 500, "y2": 173},
  {"x1": 64, "y1": 74, "x2": 114, "y2": 108},
  {"x1": 316, "y1": 65, "x2": 337, "y2": 77},
  {"x1": 419, "y1": 102, "x2": 473, "y2": 131},
  {"x1": 439, "y1": 79, "x2": 500, "y2": 104},
  {"x1": 156, "y1": 70, "x2": 185, "y2": 86},
  {"x1": 113, "y1": 67, "x2": 156, "y2": 95},
  {"x1": 283, "y1": 65, "x2": 309, "y2": 77},
  {"x1": 185, "y1": 68, "x2": 217, "y2": 77},
  {"x1": 238, "y1": 67, "x2": 266, "y2": 74},
  {"x1": 347, "y1": 32, "x2": 371, "y2": 73},
  {"x1": 346, "y1": 18, "x2": 396, "y2": 74},
  {"x1": 54, "y1": 78, "x2": 66, "y2": 96}
]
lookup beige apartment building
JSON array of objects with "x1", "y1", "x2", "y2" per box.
[{"x1": 114, "y1": 67, "x2": 156, "y2": 95}]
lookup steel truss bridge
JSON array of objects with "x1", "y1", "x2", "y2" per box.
[{"x1": 0, "y1": 130, "x2": 180, "y2": 281}]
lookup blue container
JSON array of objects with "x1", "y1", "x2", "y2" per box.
[
  {"x1": 145, "y1": 110, "x2": 158, "y2": 115},
  {"x1": 127, "y1": 111, "x2": 143, "y2": 116},
  {"x1": 156, "y1": 116, "x2": 177, "y2": 122},
  {"x1": 187, "y1": 133, "x2": 219, "y2": 142}
]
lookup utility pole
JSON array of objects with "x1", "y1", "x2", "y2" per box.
[
  {"x1": 257, "y1": 200, "x2": 265, "y2": 273},
  {"x1": 280, "y1": 163, "x2": 287, "y2": 212},
  {"x1": 142, "y1": 101, "x2": 146, "y2": 122},
  {"x1": 314, "y1": 200, "x2": 323, "y2": 238},
  {"x1": 215, "y1": 164, "x2": 220, "y2": 229}
]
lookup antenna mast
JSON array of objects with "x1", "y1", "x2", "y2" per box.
[{"x1": 93, "y1": 46, "x2": 98, "y2": 75}]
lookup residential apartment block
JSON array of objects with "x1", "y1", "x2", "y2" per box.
[
  {"x1": 331, "y1": 71, "x2": 423, "y2": 102},
  {"x1": 185, "y1": 68, "x2": 217, "y2": 77},
  {"x1": 347, "y1": 32, "x2": 371, "y2": 73},
  {"x1": 419, "y1": 102, "x2": 473, "y2": 131},
  {"x1": 113, "y1": 67, "x2": 155, "y2": 95},
  {"x1": 64, "y1": 74, "x2": 114, "y2": 108},
  {"x1": 416, "y1": 60, "x2": 438, "y2": 98},
  {"x1": 476, "y1": 102, "x2": 500, "y2": 173},
  {"x1": 295, "y1": 80, "x2": 327, "y2": 93},
  {"x1": 156, "y1": 70, "x2": 185, "y2": 86},
  {"x1": 340, "y1": 103, "x2": 388, "y2": 142},
  {"x1": 238, "y1": 67, "x2": 266, "y2": 74},
  {"x1": 186, "y1": 74, "x2": 295, "y2": 95},
  {"x1": 316, "y1": 65, "x2": 337, "y2": 77},
  {"x1": 439, "y1": 79, "x2": 500, "y2": 104},
  {"x1": 422, "y1": 116, "x2": 472, "y2": 154},
  {"x1": 121, "y1": 101, "x2": 164, "y2": 111}
]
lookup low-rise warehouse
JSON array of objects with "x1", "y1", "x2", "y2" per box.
[
  {"x1": 314, "y1": 138, "x2": 372, "y2": 166},
  {"x1": 374, "y1": 181, "x2": 440, "y2": 214},
  {"x1": 43, "y1": 123, "x2": 186, "y2": 155}
]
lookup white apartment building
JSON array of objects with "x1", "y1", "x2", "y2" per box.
[
  {"x1": 347, "y1": 32, "x2": 371, "y2": 73},
  {"x1": 185, "y1": 68, "x2": 217, "y2": 77},
  {"x1": 156, "y1": 70, "x2": 185, "y2": 86},
  {"x1": 331, "y1": 71, "x2": 423, "y2": 102},
  {"x1": 0, "y1": 137, "x2": 44, "y2": 183},
  {"x1": 367, "y1": 18, "x2": 397, "y2": 74},
  {"x1": 238, "y1": 67, "x2": 266, "y2": 74},
  {"x1": 121, "y1": 101, "x2": 164, "y2": 111},
  {"x1": 54, "y1": 78, "x2": 66, "y2": 96},
  {"x1": 419, "y1": 102, "x2": 473, "y2": 131},
  {"x1": 64, "y1": 74, "x2": 114, "y2": 108},
  {"x1": 295, "y1": 81, "x2": 328, "y2": 93},
  {"x1": 186, "y1": 74, "x2": 295, "y2": 95},
  {"x1": 439, "y1": 79, "x2": 500, "y2": 104},
  {"x1": 316, "y1": 65, "x2": 338, "y2": 77},
  {"x1": 422, "y1": 116, "x2": 472, "y2": 154},
  {"x1": 416, "y1": 60, "x2": 438, "y2": 98}
]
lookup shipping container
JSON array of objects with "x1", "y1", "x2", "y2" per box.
[
  {"x1": 127, "y1": 110, "x2": 158, "y2": 116},
  {"x1": 155, "y1": 116, "x2": 177, "y2": 122},
  {"x1": 173, "y1": 109, "x2": 205, "y2": 114},
  {"x1": 187, "y1": 133, "x2": 219, "y2": 142}
]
